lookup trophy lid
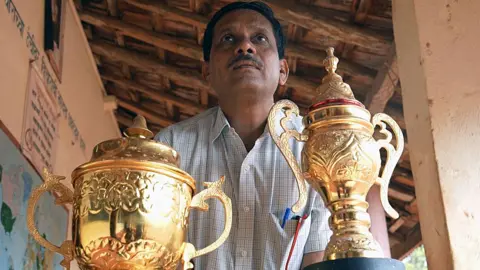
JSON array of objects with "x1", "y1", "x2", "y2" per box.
[
  {"x1": 310, "y1": 47, "x2": 365, "y2": 110},
  {"x1": 71, "y1": 115, "x2": 196, "y2": 190}
]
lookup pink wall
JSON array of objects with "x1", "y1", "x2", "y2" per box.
[
  {"x1": 1, "y1": 2, "x2": 120, "y2": 268},
  {"x1": 0, "y1": 0, "x2": 120, "y2": 178}
]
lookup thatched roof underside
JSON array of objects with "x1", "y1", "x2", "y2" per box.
[{"x1": 75, "y1": 0, "x2": 421, "y2": 259}]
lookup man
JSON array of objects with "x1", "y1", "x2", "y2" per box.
[{"x1": 155, "y1": 2, "x2": 331, "y2": 269}]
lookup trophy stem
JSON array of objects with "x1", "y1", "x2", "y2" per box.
[{"x1": 324, "y1": 198, "x2": 384, "y2": 260}]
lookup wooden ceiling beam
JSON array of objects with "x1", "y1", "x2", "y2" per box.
[
  {"x1": 350, "y1": 0, "x2": 372, "y2": 25},
  {"x1": 261, "y1": 0, "x2": 390, "y2": 50},
  {"x1": 89, "y1": 40, "x2": 213, "y2": 93},
  {"x1": 391, "y1": 225, "x2": 423, "y2": 260},
  {"x1": 405, "y1": 199, "x2": 418, "y2": 215},
  {"x1": 106, "y1": 0, "x2": 119, "y2": 17},
  {"x1": 116, "y1": 98, "x2": 175, "y2": 127},
  {"x1": 364, "y1": 45, "x2": 398, "y2": 114},
  {"x1": 394, "y1": 175, "x2": 415, "y2": 188},
  {"x1": 123, "y1": 0, "x2": 376, "y2": 77},
  {"x1": 116, "y1": 113, "x2": 133, "y2": 127},
  {"x1": 286, "y1": 75, "x2": 318, "y2": 94},
  {"x1": 388, "y1": 216, "x2": 406, "y2": 234},
  {"x1": 101, "y1": 72, "x2": 207, "y2": 114},
  {"x1": 81, "y1": 9, "x2": 377, "y2": 96},
  {"x1": 80, "y1": 11, "x2": 203, "y2": 61},
  {"x1": 126, "y1": 0, "x2": 209, "y2": 29},
  {"x1": 388, "y1": 187, "x2": 415, "y2": 203}
]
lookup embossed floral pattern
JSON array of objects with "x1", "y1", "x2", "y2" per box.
[
  {"x1": 305, "y1": 131, "x2": 377, "y2": 183},
  {"x1": 73, "y1": 170, "x2": 190, "y2": 228},
  {"x1": 75, "y1": 237, "x2": 182, "y2": 269},
  {"x1": 325, "y1": 235, "x2": 381, "y2": 256}
]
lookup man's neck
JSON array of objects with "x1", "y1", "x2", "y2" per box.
[{"x1": 219, "y1": 98, "x2": 273, "y2": 151}]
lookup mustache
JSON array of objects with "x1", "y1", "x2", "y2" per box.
[{"x1": 228, "y1": 54, "x2": 264, "y2": 69}]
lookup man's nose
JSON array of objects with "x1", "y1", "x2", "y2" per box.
[{"x1": 235, "y1": 39, "x2": 256, "y2": 55}]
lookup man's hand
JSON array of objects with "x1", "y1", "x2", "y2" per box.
[{"x1": 301, "y1": 251, "x2": 324, "y2": 269}]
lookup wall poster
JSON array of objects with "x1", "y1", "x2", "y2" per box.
[
  {"x1": 44, "y1": 0, "x2": 66, "y2": 81},
  {"x1": 21, "y1": 64, "x2": 60, "y2": 175},
  {"x1": 0, "y1": 122, "x2": 68, "y2": 270}
]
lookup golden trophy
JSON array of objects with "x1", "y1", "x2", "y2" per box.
[
  {"x1": 268, "y1": 48, "x2": 405, "y2": 269},
  {"x1": 26, "y1": 116, "x2": 232, "y2": 270}
]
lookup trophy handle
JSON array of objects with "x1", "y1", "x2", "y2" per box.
[
  {"x1": 371, "y1": 113, "x2": 404, "y2": 219},
  {"x1": 268, "y1": 99, "x2": 308, "y2": 214},
  {"x1": 182, "y1": 176, "x2": 232, "y2": 270},
  {"x1": 26, "y1": 168, "x2": 74, "y2": 270}
]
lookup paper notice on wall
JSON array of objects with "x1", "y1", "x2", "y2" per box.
[{"x1": 21, "y1": 64, "x2": 60, "y2": 174}]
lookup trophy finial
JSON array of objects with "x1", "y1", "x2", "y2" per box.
[
  {"x1": 123, "y1": 115, "x2": 154, "y2": 139},
  {"x1": 324, "y1": 47, "x2": 338, "y2": 75},
  {"x1": 321, "y1": 47, "x2": 344, "y2": 84},
  {"x1": 311, "y1": 47, "x2": 357, "y2": 105}
]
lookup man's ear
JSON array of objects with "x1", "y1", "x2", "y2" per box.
[
  {"x1": 279, "y1": 59, "x2": 289, "y2": 86},
  {"x1": 202, "y1": 61, "x2": 210, "y2": 82}
]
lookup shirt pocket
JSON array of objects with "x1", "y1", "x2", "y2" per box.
[
  {"x1": 268, "y1": 211, "x2": 312, "y2": 247},
  {"x1": 269, "y1": 212, "x2": 312, "y2": 269},
  {"x1": 282, "y1": 217, "x2": 311, "y2": 239}
]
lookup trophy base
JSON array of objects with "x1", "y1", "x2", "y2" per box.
[{"x1": 303, "y1": 257, "x2": 405, "y2": 270}]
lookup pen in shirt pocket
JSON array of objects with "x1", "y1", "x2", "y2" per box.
[
  {"x1": 281, "y1": 207, "x2": 305, "y2": 229},
  {"x1": 281, "y1": 208, "x2": 291, "y2": 229},
  {"x1": 285, "y1": 213, "x2": 309, "y2": 270}
]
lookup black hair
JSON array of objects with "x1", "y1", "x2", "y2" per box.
[{"x1": 202, "y1": 1, "x2": 286, "y2": 62}]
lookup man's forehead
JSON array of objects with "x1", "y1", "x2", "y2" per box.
[{"x1": 213, "y1": 9, "x2": 273, "y2": 34}]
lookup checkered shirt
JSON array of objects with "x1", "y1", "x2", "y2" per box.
[{"x1": 154, "y1": 106, "x2": 331, "y2": 270}]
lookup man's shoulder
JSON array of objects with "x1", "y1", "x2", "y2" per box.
[{"x1": 154, "y1": 107, "x2": 218, "y2": 141}]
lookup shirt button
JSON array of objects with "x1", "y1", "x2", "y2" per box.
[
  {"x1": 244, "y1": 206, "x2": 250, "y2": 212},
  {"x1": 241, "y1": 250, "x2": 247, "y2": 257}
]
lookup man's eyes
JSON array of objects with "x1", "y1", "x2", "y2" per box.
[
  {"x1": 254, "y1": 34, "x2": 268, "y2": 43},
  {"x1": 221, "y1": 34, "x2": 234, "y2": 43},
  {"x1": 219, "y1": 34, "x2": 269, "y2": 43}
]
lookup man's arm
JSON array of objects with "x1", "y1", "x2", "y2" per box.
[
  {"x1": 301, "y1": 193, "x2": 331, "y2": 268},
  {"x1": 366, "y1": 185, "x2": 391, "y2": 257},
  {"x1": 301, "y1": 251, "x2": 324, "y2": 269}
]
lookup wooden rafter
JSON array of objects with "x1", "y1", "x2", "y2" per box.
[
  {"x1": 388, "y1": 217, "x2": 406, "y2": 233},
  {"x1": 391, "y1": 225, "x2": 423, "y2": 260},
  {"x1": 106, "y1": 0, "x2": 118, "y2": 17},
  {"x1": 350, "y1": 0, "x2": 373, "y2": 25},
  {"x1": 364, "y1": 45, "x2": 398, "y2": 114},
  {"x1": 80, "y1": 10, "x2": 376, "y2": 92},
  {"x1": 116, "y1": 113, "x2": 133, "y2": 127},
  {"x1": 102, "y1": 72, "x2": 207, "y2": 115},
  {"x1": 388, "y1": 187, "x2": 415, "y2": 203},
  {"x1": 122, "y1": 0, "x2": 377, "y2": 78},
  {"x1": 116, "y1": 98, "x2": 175, "y2": 127},
  {"x1": 80, "y1": 11, "x2": 203, "y2": 61},
  {"x1": 89, "y1": 41, "x2": 212, "y2": 92},
  {"x1": 261, "y1": 0, "x2": 391, "y2": 50}
]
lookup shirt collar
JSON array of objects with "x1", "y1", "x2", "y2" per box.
[
  {"x1": 210, "y1": 105, "x2": 304, "y2": 143},
  {"x1": 210, "y1": 107, "x2": 230, "y2": 143}
]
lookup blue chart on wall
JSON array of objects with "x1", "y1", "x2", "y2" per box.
[{"x1": 0, "y1": 129, "x2": 68, "y2": 270}]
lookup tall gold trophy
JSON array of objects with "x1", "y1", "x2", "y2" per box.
[
  {"x1": 26, "y1": 116, "x2": 232, "y2": 270},
  {"x1": 268, "y1": 48, "x2": 405, "y2": 269}
]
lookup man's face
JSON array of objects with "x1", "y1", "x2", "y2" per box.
[{"x1": 203, "y1": 9, "x2": 289, "y2": 101}]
